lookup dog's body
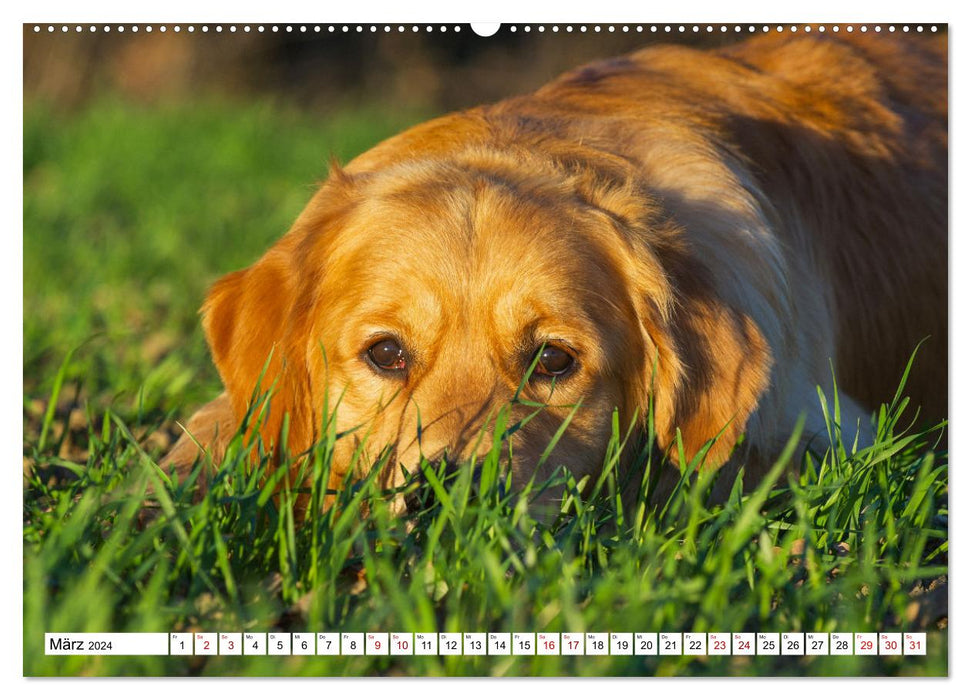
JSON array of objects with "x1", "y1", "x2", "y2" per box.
[{"x1": 164, "y1": 34, "x2": 947, "y2": 504}]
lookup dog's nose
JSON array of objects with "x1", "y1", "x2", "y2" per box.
[
  {"x1": 402, "y1": 454, "x2": 460, "y2": 514},
  {"x1": 441, "y1": 456, "x2": 463, "y2": 477},
  {"x1": 403, "y1": 451, "x2": 514, "y2": 514},
  {"x1": 436, "y1": 451, "x2": 510, "y2": 500},
  {"x1": 403, "y1": 483, "x2": 426, "y2": 515},
  {"x1": 419, "y1": 450, "x2": 462, "y2": 476}
]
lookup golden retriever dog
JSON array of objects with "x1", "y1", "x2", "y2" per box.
[{"x1": 163, "y1": 33, "x2": 947, "y2": 509}]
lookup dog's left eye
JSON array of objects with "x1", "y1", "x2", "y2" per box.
[
  {"x1": 367, "y1": 338, "x2": 408, "y2": 372},
  {"x1": 533, "y1": 344, "x2": 577, "y2": 378}
]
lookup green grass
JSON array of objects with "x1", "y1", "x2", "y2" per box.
[
  {"x1": 24, "y1": 96, "x2": 429, "y2": 413},
  {"x1": 23, "y1": 98, "x2": 948, "y2": 677}
]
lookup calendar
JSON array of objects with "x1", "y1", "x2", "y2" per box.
[{"x1": 44, "y1": 631, "x2": 929, "y2": 657}]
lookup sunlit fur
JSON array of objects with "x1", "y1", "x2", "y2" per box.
[{"x1": 164, "y1": 34, "x2": 947, "y2": 507}]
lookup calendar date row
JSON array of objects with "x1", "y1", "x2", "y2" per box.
[{"x1": 46, "y1": 632, "x2": 928, "y2": 657}]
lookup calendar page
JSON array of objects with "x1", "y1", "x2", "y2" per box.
[{"x1": 22, "y1": 8, "x2": 949, "y2": 679}]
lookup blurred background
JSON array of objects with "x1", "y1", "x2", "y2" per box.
[
  {"x1": 25, "y1": 25, "x2": 737, "y2": 111},
  {"x1": 22, "y1": 24, "x2": 743, "y2": 459}
]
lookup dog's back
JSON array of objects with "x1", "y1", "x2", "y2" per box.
[
  {"x1": 723, "y1": 34, "x2": 947, "y2": 422},
  {"x1": 535, "y1": 34, "x2": 947, "y2": 423}
]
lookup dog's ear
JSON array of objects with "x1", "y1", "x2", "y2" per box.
[
  {"x1": 200, "y1": 169, "x2": 360, "y2": 462},
  {"x1": 643, "y1": 292, "x2": 773, "y2": 469},
  {"x1": 201, "y1": 236, "x2": 315, "y2": 458}
]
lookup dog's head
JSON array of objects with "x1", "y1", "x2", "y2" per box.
[{"x1": 201, "y1": 117, "x2": 772, "y2": 502}]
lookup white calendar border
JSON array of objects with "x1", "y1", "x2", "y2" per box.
[{"x1": 9, "y1": 0, "x2": 962, "y2": 698}]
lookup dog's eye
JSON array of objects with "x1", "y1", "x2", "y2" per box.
[
  {"x1": 534, "y1": 344, "x2": 576, "y2": 378},
  {"x1": 367, "y1": 338, "x2": 407, "y2": 372}
]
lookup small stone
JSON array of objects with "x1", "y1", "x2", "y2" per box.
[
  {"x1": 145, "y1": 430, "x2": 172, "y2": 452},
  {"x1": 68, "y1": 408, "x2": 87, "y2": 432}
]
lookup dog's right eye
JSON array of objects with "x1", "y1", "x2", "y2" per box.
[{"x1": 366, "y1": 338, "x2": 408, "y2": 372}]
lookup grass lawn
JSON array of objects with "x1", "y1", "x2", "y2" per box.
[{"x1": 22, "y1": 97, "x2": 948, "y2": 676}]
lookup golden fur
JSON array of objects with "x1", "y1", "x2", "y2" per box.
[{"x1": 164, "y1": 34, "x2": 947, "y2": 507}]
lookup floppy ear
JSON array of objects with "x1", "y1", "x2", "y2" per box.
[
  {"x1": 646, "y1": 294, "x2": 773, "y2": 469},
  {"x1": 201, "y1": 167, "x2": 362, "y2": 463},
  {"x1": 201, "y1": 237, "x2": 315, "y2": 459}
]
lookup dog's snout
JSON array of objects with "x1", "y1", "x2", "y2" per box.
[
  {"x1": 402, "y1": 452, "x2": 460, "y2": 514},
  {"x1": 403, "y1": 481, "x2": 426, "y2": 514},
  {"x1": 430, "y1": 449, "x2": 510, "y2": 497},
  {"x1": 422, "y1": 450, "x2": 462, "y2": 477},
  {"x1": 402, "y1": 451, "x2": 508, "y2": 514},
  {"x1": 441, "y1": 456, "x2": 463, "y2": 477}
]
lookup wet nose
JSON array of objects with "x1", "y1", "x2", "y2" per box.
[
  {"x1": 402, "y1": 453, "x2": 461, "y2": 514},
  {"x1": 403, "y1": 451, "x2": 508, "y2": 514}
]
